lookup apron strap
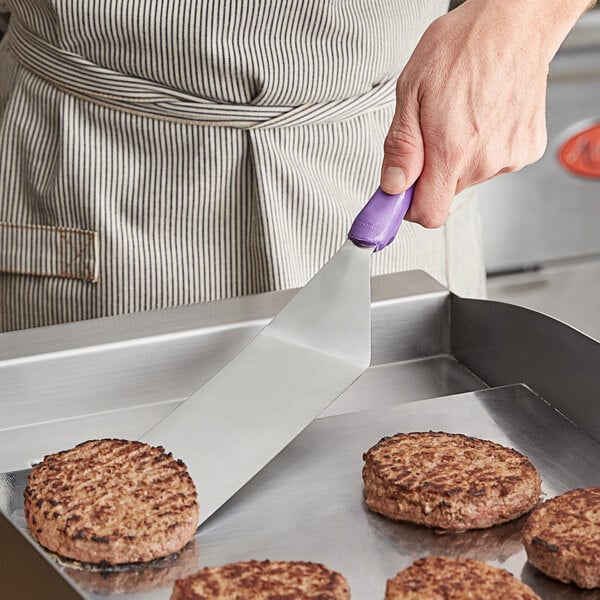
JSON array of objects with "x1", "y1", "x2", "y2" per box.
[
  {"x1": 0, "y1": 221, "x2": 98, "y2": 282},
  {"x1": 7, "y1": 18, "x2": 396, "y2": 130}
]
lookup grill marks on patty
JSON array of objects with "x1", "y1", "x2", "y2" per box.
[
  {"x1": 24, "y1": 439, "x2": 199, "y2": 565},
  {"x1": 363, "y1": 432, "x2": 542, "y2": 530},
  {"x1": 170, "y1": 560, "x2": 351, "y2": 599},
  {"x1": 523, "y1": 487, "x2": 600, "y2": 589},
  {"x1": 385, "y1": 556, "x2": 541, "y2": 599}
]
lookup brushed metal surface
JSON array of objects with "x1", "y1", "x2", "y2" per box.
[
  {"x1": 0, "y1": 271, "x2": 451, "y2": 474},
  {"x1": 0, "y1": 323, "x2": 263, "y2": 432},
  {"x1": 0, "y1": 355, "x2": 484, "y2": 474},
  {"x1": 193, "y1": 385, "x2": 600, "y2": 600},
  {"x1": 370, "y1": 291, "x2": 449, "y2": 365},
  {"x1": 0, "y1": 270, "x2": 444, "y2": 362},
  {"x1": 487, "y1": 258, "x2": 600, "y2": 343},
  {"x1": 321, "y1": 354, "x2": 485, "y2": 417},
  {"x1": 2, "y1": 271, "x2": 600, "y2": 599},
  {"x1": 3, "y1": 385, "x2": 599, "y2": 600},
  {"x1": 141, "y1": 240, "x2": 374, "y2": 524},
  {"x1": 452, "y1": 295, "x2": 600, "y2": 443}
]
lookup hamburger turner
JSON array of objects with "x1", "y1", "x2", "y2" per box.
[{"x1": 141, "y1": 186, "x2": 414, "y2": 525}]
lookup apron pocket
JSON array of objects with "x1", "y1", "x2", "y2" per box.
[{"x1": 0, "y1": 222, "x2": 98, "y2": 282}]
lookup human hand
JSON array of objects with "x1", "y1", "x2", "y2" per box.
[{"x1": 380, "y1": 0, "x2": 592, "y2": 228}]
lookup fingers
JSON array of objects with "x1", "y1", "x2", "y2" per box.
[
  {"x1": 405, "y1": 160, "x2": 457, "y2": 229},
  {"x1": 380, "y1": 7, "x2": 550, "y2": 229},
  {"x1": 380, "y1": 84, "x2": 424, "y2": 195},
  {"x1": 382, "y1": 101, "x2": 456, "y2": 228}
]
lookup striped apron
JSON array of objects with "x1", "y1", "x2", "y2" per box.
[{"x1": 0, "y1": 0, "x2": 485, "y2": 332}]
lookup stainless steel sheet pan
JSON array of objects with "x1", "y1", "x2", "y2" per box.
[
  {"x1": 1, "y1": 271, "x2": 600, "y2": 599},
  {"x1": 3, "y1": 385, "x2": 600, "y2": 599}
]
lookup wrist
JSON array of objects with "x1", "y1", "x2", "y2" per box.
[
  {"x1": 460, "y1": 0, "x2": 594, "y2": 64},
  {"x1": 527, "y1": 0, "x2": 595, "y2": 59}
]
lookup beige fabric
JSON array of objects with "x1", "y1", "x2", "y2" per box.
[
  {"x1": 0, "y1": 222, "x2": 98, "y2": 281},
  {"x1": 0, "y1": 1, "x2": 485, "y2": 332}
]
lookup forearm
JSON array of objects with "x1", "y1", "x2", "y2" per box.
[
  {"x1": 458, "y1": 0, "x2": 596, "y2": 64},
  {"x1": 525, "y1": 0, "x2": 596, "y2": 60}
]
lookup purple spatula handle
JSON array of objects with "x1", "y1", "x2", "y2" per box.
[{"x1": 348, "y1": 185, "x2": 414, "y2": 252}]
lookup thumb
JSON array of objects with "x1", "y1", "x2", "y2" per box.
[{"x1": 380, "y1": 95, "x2": 424, "y2": 195}]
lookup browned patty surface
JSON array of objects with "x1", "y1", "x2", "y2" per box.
[
  {"x1": 363, "y1": 431, "x2": 541, "y2": 530},
  {"x1": 170, "y1": 560, "x2": 350, "y2": 599},
  {"x1": 523, "y1": 487, "x2": 600, "y2": 589},
  {"x1": 24, "y1": 438, "x2": 199, "y2": 564},
  {"x1": 385, "y1": 556, "x2": 540, "y2": 599}
]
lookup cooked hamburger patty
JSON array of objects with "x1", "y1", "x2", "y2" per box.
[
  {"x1": 24, "y1": 439, "x2": 199, "y2": 564},
  {"x1": 363, "y1": 431, "x2": 541, "y2": 530},
  {"x1": 522, "y1": 487, "x2": 600, "y2": 589},
  {"x1": 170, "y1": 560, "x2": 350, "y2": 599},
  {"x1": 385, "y1": 556, "x2": 540, "y2": 599}
]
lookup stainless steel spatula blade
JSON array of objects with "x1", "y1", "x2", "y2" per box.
[
  {"x1": 141, "y1": 185, "x2": 414, "y2": 525},
  {"x1": 141, "y1": 240, "x2": 372, "y2": 524}
]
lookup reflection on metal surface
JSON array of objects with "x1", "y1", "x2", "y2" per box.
[
  {"x1": 0, "y1": 270, "x2": 443, "y2": 475},
  {"x1": 452, "y1": 295, "x2": 600, "y2": 444},
  {"x1": 0, "y1": 471, "x2": 17, "y2": 513},
  {"x1": 4, "y1": 468, "x2": 201, "y2": 599},
  {"x1": 62, "y1": 541, "x2": 199, "y2": 596},
  {"x1": 521, "y1": 562, "x2": 600, "y2": 600},
  {"x1": 366, "y1": 512, "x2": 527, "y2": 563},
  {"x1": 321, "y1": 354, "x2": 486, "y2": 418},
  {"x1": 487, "y1": 257, "x2": 600, "y2": 342}
]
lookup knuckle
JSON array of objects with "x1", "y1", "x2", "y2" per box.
[
  {"x1": 384, "y1": 126, "x2": 420, "y2": 157},
  {"x1": 436, "y1": 135, "x2": 471, "y2": 175},
  {"x1": 420, "y1": 216, "x2": 444, "y2": 229},
  {"x1": 419, "y1": 213, "x2": 446, "y2": 229},
  {"x1": 437, "y1": 150, "x2": 461, "y2": 182}
]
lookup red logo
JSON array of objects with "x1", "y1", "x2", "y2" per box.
[{"x1": 558, "y1": 123, "x2": 600, "y2": 179}]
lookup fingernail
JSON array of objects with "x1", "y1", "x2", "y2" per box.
[{"x1": 382, "y1": 167, "x2": 406, "y2": 193}]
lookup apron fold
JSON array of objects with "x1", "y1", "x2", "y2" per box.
[{"x1": 8, "y1": 18, "x2": 397, "y2": 129}]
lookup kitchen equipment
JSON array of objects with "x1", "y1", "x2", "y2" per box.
[
  {"x1": 2, "y1": 270, "x2": 600, "y2": 599},
  {"x1": 141, "y1": 186, "x2": 414, "y2": 524}
]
